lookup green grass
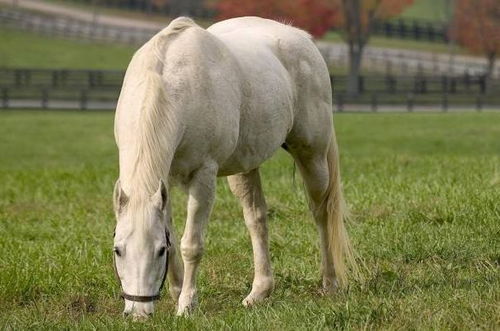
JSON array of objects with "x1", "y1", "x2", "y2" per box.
[
  {"x1": 0, "y1": 110, "x2": 498, "y2": 329},
  {"x1": 401, "y1": 0, "x2": 449, "y2": 22},
  {"x1": 0, "y1": 24, "x2": 460, "y2": 73},
  {"x1": 0, "y1": 28, "x2": 135, "y2": 69}
]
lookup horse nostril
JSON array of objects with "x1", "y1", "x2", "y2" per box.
[{"x1": 123, "y1": 311, "x2": 130, "y2": 317}]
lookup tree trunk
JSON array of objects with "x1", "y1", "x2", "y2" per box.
[
  {"x1": 486, "y1": 52, "x2": 496, "y2": 80},
  {"x1": 347, "y1": 43, "x2": 364, "y2": 96},
  {"x1": 145, "y1": 0, "x2": 152, "y2": 16},
  {"x1": 484, "y1": 52, "x2": 496, "y2": 94}
]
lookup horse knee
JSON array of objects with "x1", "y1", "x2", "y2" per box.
[
  {"x1": 244, "y1": 208, "x2": 267, "y2": 227},
  {"x1": 180, "y1": 240, "x2": 204, "y2": 263}
]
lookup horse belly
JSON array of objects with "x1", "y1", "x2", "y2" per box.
[{"x1": 218, "y1": 90, "x2": 293, "y2": 176}]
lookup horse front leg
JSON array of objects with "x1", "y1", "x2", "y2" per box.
[
  {"x1": 166, "y1": 211, "x2": 184, "y2": 302},
  {"x1": 227, "y1": 168, "x2": 274, "y2": 307},
  {"x1": 177, "y1": 163, "x2": 217, "y2": 316}
]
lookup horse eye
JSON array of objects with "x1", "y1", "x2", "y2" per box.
[
  {"x1": 158, "y1": 246, "x2": 166, "y2": 257},
  {"x1": 113, "y1": 247, "x2": 121, "y2": 257}
]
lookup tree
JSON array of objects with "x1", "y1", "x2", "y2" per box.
[
  {"x1": 215, "y1": 0, "x2": 414, "y2": 96},
  {"x1": 453, "y1": 0, "x2": 500, "y2": 80},
  {"x1": 334, "y1": 0, "x2": 414, "y2": 95},
  {"x1": 215, "y1": 0, "x2": 338, "y2": 38}
]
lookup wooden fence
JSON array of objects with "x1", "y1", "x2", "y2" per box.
[
  {"x1": 0, "y1": 9, "x2": 156, "y2": 45},
  {"x1": 1, "y1": 68, "x2": 499, "y2": 111},
  {"x1": 370, "y1": 19, "x2": 448, "y2": 42},
  {"x1": 1, "y1": 8, "x2": 451, "y2": 45}
]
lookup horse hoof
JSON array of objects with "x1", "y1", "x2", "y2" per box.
[
  {"x1": 176, "y1": 292, "x2": 198, "y2": 316},
  {"x1": 242, "y1": 290, "x2": 272, "y2": 307},
  {"x1": 169, "y1": 286, "x2": 182, "y2": 303}
]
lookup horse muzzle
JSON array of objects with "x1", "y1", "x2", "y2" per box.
[{"x1": 123, "y1": 300, "x2": 154, "y2": 319}]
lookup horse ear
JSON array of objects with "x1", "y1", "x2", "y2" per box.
[
  {"x1": 113, "y1": 180, "x2": 128, "y2": 213},
  {"x1": 152, "y1": 179, "x2": 168, "y2": 211}
]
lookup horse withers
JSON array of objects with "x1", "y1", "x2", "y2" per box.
[{"x1": 113, "y1": 16, "x2": 356, "y2": 318}]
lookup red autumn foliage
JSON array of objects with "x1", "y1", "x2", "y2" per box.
[
  {"x1": 453, "y1": 0, "x2": 500, "y2": 75},
  {"x1": 214, "y1": 0, "x2": 338, "y2": 37}
]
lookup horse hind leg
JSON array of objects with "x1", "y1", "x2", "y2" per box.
[
  {"x1": 288, "y1": 139, "x2": 354, "y2": 293},
  {"x1": 227, "y1": 168, "x2": 274, "y2": 307}
]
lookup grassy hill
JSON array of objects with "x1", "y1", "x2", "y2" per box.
[
  {"x1": 0, "y1": 28, "x2": 135, "y2": 69},
  {"x1": 1, "y1": 25, "x2": 461, "y2": 72},
  {"x1": 401, "y1": 0, "x2": 449, "y2": 22}
]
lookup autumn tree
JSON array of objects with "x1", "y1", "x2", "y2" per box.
[
  {"x1": 453, "y1": 0, "x2": 500, "y2": 80},
  {"x1": 215, "y1": 0, "x2": 338, "y2": 37},
  {"x1": 334, "y1": 0, "x2": 414, "y2": 95}
]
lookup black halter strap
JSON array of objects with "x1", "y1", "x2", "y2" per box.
[{"x1": 112, "y1": 230, "x2": 171, "y2": 303}]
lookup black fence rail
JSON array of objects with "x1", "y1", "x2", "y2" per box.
[
  {"x1": 1, "y1": 68, "x2": 499, "y2": 111},
  {"x1": 371, "y1": 19, "x2": 449, "y2": 42},
  {"x1": 2, "y1": 68, "x2": 497, "y2": 94},
  {"x1": 332, "y1": 74, "x2": 498, "y2": 95},
  {"x1": 0, "y1": 68, "x2": 125, "y2": 88},
  {"x1": 334, "y1": 93, "x2": 497, "y2": 113}
]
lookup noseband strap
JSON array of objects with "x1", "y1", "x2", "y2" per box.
[
  {"x1": 113, "y1": 230, "x2": 171, "y2": 303},
  {"x1": 121, "y1": 292, "x2": 161, "y2": 302}
]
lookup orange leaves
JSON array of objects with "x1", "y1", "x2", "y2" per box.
[
  {"x1": 215, "y1": 0, "x2": 416, "y2": 38},
  {"x1": 215, "y1": 0, "x2": 338, "y2": 37},
  {"x1": 453, "y1": 0, "x2": 500, "y2": 55}
]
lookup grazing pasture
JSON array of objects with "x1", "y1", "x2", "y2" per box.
[
  {"x1": 0, "y1": 111, "x2": 498, "y2": 329},
  {"x1": 0, "y1": 28, "x2": 134, "y2": 69}
]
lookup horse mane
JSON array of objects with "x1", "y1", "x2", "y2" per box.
[{"x1": 126, "y1": 17, "x2": 196, "y2": 199}]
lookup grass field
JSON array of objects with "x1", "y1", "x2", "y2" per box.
[
  {"x1": 0, "y1": 111, "x2": 499, "y2": 329},
  {"x1": 0, "y1": 28, "x2": 135, "y2": 69},
  {"x1": 401, "y1": 0, "x2": 449, "y2": 22},
  {"x1": 0, "y1": 21, "x2": 461, "y2": 72}
]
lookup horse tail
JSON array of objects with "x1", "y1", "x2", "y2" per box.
[
  {"x1": 150, "y1": 17, "x2": 196, "y2": 68},
  {"x1": 324, "y1": 134, "x2": 358, "y2": 288}
]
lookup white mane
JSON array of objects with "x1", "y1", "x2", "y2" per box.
[
  {"x1": 129, "y1": 72, "x2": 175, "y2": 197},
  {"x1": 117, "y1": 17, "x2": 196, "y2": 200}
]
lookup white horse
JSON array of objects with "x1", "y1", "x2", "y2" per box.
[{"x1": 113, "y1": 16, "x2": 355, "y2": 318}]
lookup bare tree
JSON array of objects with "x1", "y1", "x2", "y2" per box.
[{"x1": 338, "y1": 0, "x2": 414, "y2": 96}]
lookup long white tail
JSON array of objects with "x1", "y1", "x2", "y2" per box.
[{"x1": 323, "y1": 136, "x2": 357, "y2": 287}]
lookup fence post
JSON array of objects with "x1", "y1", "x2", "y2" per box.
[
  {"x1": 442, "y1": 93, "x2": 448, "y2": 112},
  {"x1": 336, "y1": 94, "x2": 344, "y2": 113},
  {"x1": 359, "y1": 76, "x2": 365, "y2": 94},
  {"x1": 371, "y1": 94, "x2": 378, "y2": 112},
  {"x1": 52, "y1": 71, "x2": 59, "y2": 87},
  {"x1": 441, "y1": 75, "x2": 448, "y2": 93},
  {"x1": 464, "y1": 70, "x2": 471, "y2": 91},
  {"x1": 25, "y1": 69, "x2": 31, "y2": 85},
  {"x1": 80, "y1": 90, "x2": 87, "y2": 110},
  {"x1": 41, "y1": 89, "x2": 49, "y2": 109},
  {"x1": 97, "y1": 71, "x2": 103, "y2": 86},
  {"x1": 15, "y1": 69, "x2": 22, "y2": 87},
  {"x1": 407, "y1": 94, "x2": 414, "y2": 112},
  {"x1": 1, "y1": 88, "x2": 8, "y2": 109},
  {"x1": 385, "y1": 74, "x2": 396, "y2": 93},
  {"x1": 478, "y1": 75, "x2": 486, "y2": 94},
  {"x1": 88, "y1": 71, "x2": 94, "y2": 87},
  {"x1": 450, "y1": 77, "x2": 457, "y2": 94},
  {"x1": 476, "y1": 95, "x2": 483, "y2": 112}
]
